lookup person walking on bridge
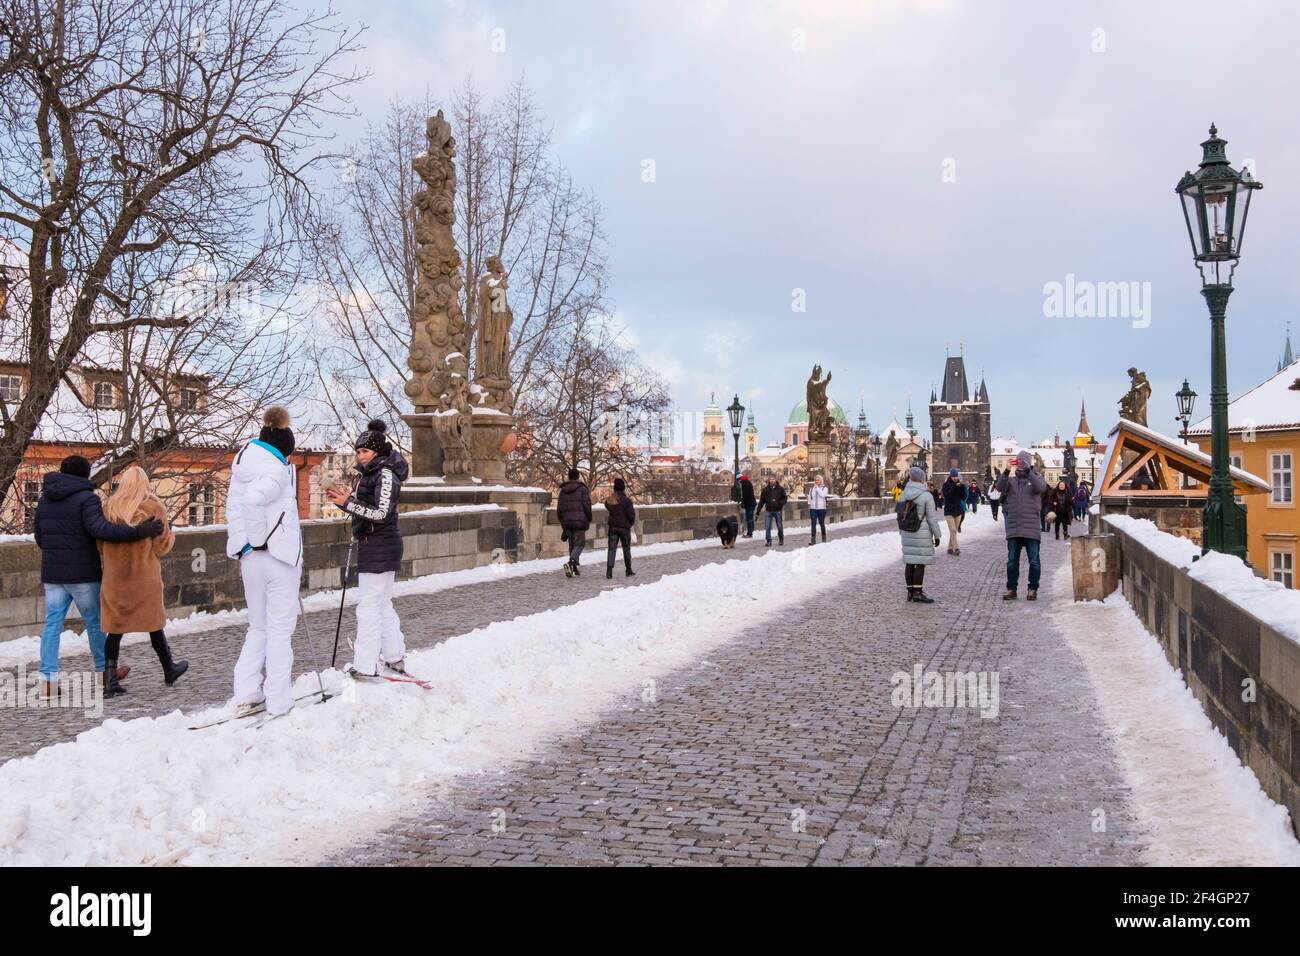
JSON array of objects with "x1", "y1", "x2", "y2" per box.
[
  {"x1": 808, "y1": 473, "x2": 829, "y2": 544},
  {"x1": 898, "y1": 466, "x2": 942, "y2": 604},
  {"x1": 757, "y1": 476, "x2": 788, "y2": 547},
  {"x1": 996, "y1": 450, "x2": 1047, "y2": 601}
]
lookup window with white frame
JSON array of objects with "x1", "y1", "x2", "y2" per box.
[
  {"x1": 1232, "y1": 453, "x2": 1243, "y2": 505},
  {"x1": 0, "y1": 374, "x2": 21, "y2": 403},
  {"x1": 92, "y1": 381, "x2": 116, "y2": 409},
  {"x1": 187, "y1": 481, "x2": 215, "y2": 526},
  {"x1": 178, "y1": 386, "x2": 200, "y2": 411},
  {"x1": 1271, "y1": 549, "x2": 1294, "y2": 589},
  {"x1": 1270, "y1": 452, "x2": 1293, "y2": 505}
]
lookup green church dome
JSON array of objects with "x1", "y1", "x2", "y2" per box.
[{"x1": 786, "y1": 398, "x2": 847, "y2": 425}]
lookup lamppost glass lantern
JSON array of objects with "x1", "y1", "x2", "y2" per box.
[
  {"x1": 1175, "y1": 125, "x2": 1262, "y2": 287},
  {"x1": 726, "y1": 393, "x2": 744, "y2": 480},
  {"x1": 1175, "y1": 378, "x2": 1198, "y2": 438},
  {"x1": 726, "y1": 394, "x2": 744, "y2": 437}
]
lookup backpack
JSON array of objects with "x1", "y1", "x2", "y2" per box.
[{"x1": 896, "y1": 496, "x2": 922, "y2": 533}]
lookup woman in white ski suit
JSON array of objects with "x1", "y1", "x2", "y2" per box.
[{"x1": 226, "y1": 408, "x2": 303, "y2": 716}]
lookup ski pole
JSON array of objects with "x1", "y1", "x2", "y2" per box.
[
  {"x1": 296, "y1": 595, "x2": 331, "y2": 702},
  {"x1": 330, "y1": 539, "x2": 354, "y2": 669}
]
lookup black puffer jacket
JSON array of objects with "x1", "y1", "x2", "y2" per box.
[
  {"x1": 556, "y1": 480, "x2": 593, "y2": 530},
  {"x1": 344, "y1": 450, "x2": 409, "y2": 574},
  {"x1": 941, "y1": 478, "x2": 966, "y2": 517},
  {"x1": 33, "y1": 472, "x2": 147, "y2": 584},
  {"x1": 757, "y1": 483, "x2": 787, "y2": 513},
  {"x1": 604, "y1": 491, "x2": 636, "y2": 531},
  {"x1": 740, "y1": 478, "x2": 756, "y2": 508}
]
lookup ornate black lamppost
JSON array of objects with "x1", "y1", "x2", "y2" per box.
[
  {"x1": 1175, "y1": 378, "x2": 1198, "y2": 441},
  {"x1": 726, "y1": 393, "x2": 744, "y2": 480},
  {"x1": 1175, "y1": 124, "x2": 1260, "y2": 560},
  {"x1": 871, "y1": 433, "x2": 883, "y2": 497}
]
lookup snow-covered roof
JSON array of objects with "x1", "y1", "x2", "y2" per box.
[
  {"x1": 1186, "y1": 359, "x2": 1300, "y2": 435},
  {"x1": 1102, "y1": 419, "x2": 1270, "y2": 492}
]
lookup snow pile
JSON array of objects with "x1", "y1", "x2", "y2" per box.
[
  {"x1": 0, "y1": 514, "x2": 899, "y2": 670},
  {"x1": 1049, "y1": 563, "x2": 1300, "y2": 865},
  {"x1": 1105, "y1": 514, "x2": 1300, "y2": 644},
  {"x1": 0, "y1": 512, "x2": 951, "y2": 866}
]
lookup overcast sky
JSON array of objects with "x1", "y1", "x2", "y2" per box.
[{"x1": 325, "y1": 0, "x2": 1300, "y2": 448}]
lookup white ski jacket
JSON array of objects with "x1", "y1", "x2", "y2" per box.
[{"x1": 225, "y1": 439, "x2": 303, "y2": 567}]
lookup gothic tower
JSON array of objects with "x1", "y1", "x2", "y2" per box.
[{"x1": 929, "y1": 354, "x2": 991, "y2": 481}]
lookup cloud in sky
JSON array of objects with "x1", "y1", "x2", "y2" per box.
[{"x1": 328, "y1": 0, "x2": 1300, "y2": 448}]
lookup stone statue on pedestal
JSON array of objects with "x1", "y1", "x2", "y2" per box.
[
  {"x1": 474, "y1": 255, "x2": 515, "y2": 413},
  {"x1": 404, "y1": 111, "x2": 473, "y2": 482},
  {"x1": 806, "y1": 364, "x2": 833, "y2": 444},
  {"x1": 1118, "y1": 367, "x2": 1151, "y2": 427}
]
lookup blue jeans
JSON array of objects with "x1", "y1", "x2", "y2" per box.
[
  {"x1": 1006, "y1": 538, "x2": 1041, "y2": 592},
  {"x1": 743, "y1": 504, "x2": 755, "y2": 535},
  {"x1": 810, "y1": 508, "x2": 826, "y2": 540},
  {"x1": 764, "y1": 510, "x2": 784, "y2": 543},
  {"x1": 41, "y1": 582, "x2": 107, "y2": 677}
]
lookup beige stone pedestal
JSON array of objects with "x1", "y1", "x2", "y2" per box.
[
  {"x1": 1070, "y1": 533, "x2": 1120, "y2": 601},
  {"x1": 805, "y1": 441, "x2": 830, "y2": 486}
]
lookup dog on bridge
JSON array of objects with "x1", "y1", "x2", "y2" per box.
[{"x1": 716, "y1": 514, "x2": 739, "y2": 549}]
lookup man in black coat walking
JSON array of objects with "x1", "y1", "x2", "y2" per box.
[
  {"x1": 556, "y1": 468, "x2": 593, "y2": 576},
  {"x1": 604, "y1": 476, "x2": 636, "y2": 579},
  {"x1": 756, "y1": 476, "x2": 787, "y2": 546},
  {"x1": 738, "y1": 472, "x2": 756, "y2": 537},
  {"x1": 941, "y1": 468, "x2": 966, "y2": 555},
  {"x1": 33, "y1": 455, "x2": 163, "y2": 695}
]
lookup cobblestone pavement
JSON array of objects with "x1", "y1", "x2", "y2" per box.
[
  {"x1": 0, "y1": 517, "x2": 888, "y2": 762},
  {"x1": 340, "y1": 521, "x2": 1146, "y2": 866}
]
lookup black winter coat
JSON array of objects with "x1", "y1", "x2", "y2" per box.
[
  {"x1": 604, "y1": 492, "x2": 636, "y2": 531},
  {"x1": 740, "y1": 478, "x2": 756, "y2": 508},
  {"x1": 33, "y1": 472, "x2": 146, "y2": 584},
  {"x1": 556, "y1": 480, "x2": 593, "y2": 530},
  {"x1": 344, "y1": 450, "x2": 409, "y2": 574},
  {"x1": 757, "y1": 483, "x2": 787, "y2": 513},
  {"x1": 941, "y1": 478, "x2": 967, "y2": 517}
]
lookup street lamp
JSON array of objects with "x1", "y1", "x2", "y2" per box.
[
  {"x1": 1175, "y1": 378, "x2": 1198, "y2": 441},
  {"x1": 871, "y1": 433, "x2": 883, "y2": 497},
  {"x1": 1088, "y1": 437, "x2": 1098, "y2": 489},
  {"x1": 726, "y1": 393, "x2": 744, "y2": 480},
  {"x1": 1175, "y1": 124, "x2": 1261, "y2": 560}
]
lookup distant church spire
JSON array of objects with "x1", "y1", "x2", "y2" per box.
[
  {"x1": 1078, "y1": 396, "x2": 1091, "y2": 436},
  {"x1": 1282, "y1": 321, "x2": 1295, "y2": 371}
]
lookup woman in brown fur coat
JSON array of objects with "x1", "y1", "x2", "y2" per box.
[{"x1": 98, "y1": 466, "x2": 187, "y2": 696}]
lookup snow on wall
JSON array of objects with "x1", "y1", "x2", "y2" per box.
[{"x1": 1103, "y1": 514, "x2": 1300, "y2": 645}]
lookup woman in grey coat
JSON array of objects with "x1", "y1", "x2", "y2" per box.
[{"x1": 898, "y1": 466, "x2": 943, "y2": 604}]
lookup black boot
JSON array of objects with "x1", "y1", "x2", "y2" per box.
[
  {"x1": 912, "y1": 590, "x2": 935, "y2": 604},
  {"x1": 103, "y1": 658, "x2": 127, "y2": 697},
  {"x1": 606, "y1": 566, "x2": 613, "y2": 579},
  {"x1": 151, "y1": 633, "x2": 189, "y2": 685},
  {"x1": 906, "y1": 586, "x2": 915, "y2": 602},
  {"x1": 624, "y1": 565, "x2": 635, "y2": 577}
]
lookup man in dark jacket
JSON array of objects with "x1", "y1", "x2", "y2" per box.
[
  {"x1": 994, "y1": 450, "x2": 1047, "y2": 600},
  {"x1": 739, "y1": 473, "x2": 756, "y2": 537},
  {"x1": 604, "y1": 476, "x2": 636, "y2": 579},
  {"x1": 34, "y1": 455, "x2": 163, "y2": 692},
  {"x1": 757, "y1": 476, "x2": 787, "y2": 546},
  {"x1": 941, "y1": 469, "x2": 966, "y2": 555},
  {"x1": 556, "y1": 468, "x2": 593, "y2": 576},
  {"x1": 328, "y1": 419, "x2": 410, "y2": 676}
]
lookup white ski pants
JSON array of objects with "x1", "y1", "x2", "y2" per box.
[
  {"x1": 233, "y1": 550, "x2": 301, "y2": 715},
  {"x1": 351, "y1": 571, "x2": 405, "y2": 676}
]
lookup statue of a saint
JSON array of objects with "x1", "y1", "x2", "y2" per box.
[
  {"x1": 474, "y1": 255, "x2": 514, "y2": 409},
  {"x1": 1118, "y1": 367, "x2": 1151, "y2": 426},
  {"x1": 806, "y1": 364, "x2": 833, "y2": 443}
]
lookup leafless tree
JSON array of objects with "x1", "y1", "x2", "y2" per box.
[
  {"x1": 828, "y1": 425, "x2": 869, "y2": 496},
  {"x1": 0, "y1": 0, "x2": 364, "y2": 505},
  {"x1": 510, "y1": 314, "x2": 670, "y2": 493},
  {"x1": 303, "y1": 79, "x2": 608, "y2": 453}
]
